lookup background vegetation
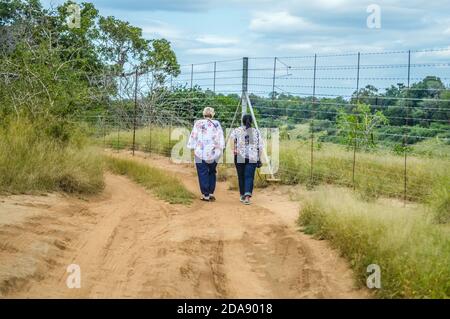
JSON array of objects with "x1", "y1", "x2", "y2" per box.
[{"x1": 0, "y1": 0, "x2": 180, "y2": 194}]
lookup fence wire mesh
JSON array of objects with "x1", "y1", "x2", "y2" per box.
[{"x1": 76, "y1": 48, "x2": 450, "y2": 203}]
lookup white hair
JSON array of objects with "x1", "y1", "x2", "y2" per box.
[{"x1": 203, "y1": 107, "x2": 215, "y2": 118}]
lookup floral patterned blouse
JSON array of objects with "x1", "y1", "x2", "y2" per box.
[
  {"x1": 187, "y1": 119, "x2": 225, "y2": 161},
  {"x1": 230, "y1": 126, "x2": 264, "y2": 162}
]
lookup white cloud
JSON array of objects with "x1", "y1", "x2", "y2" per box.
[
  {"x1": 142, "y1": 21, "x2": 183, "y2": 40},
  {"x1": 308, "y1": 0, "x2": 354, "y2": 9},
  {"x1": 196, "y1": 35, "x2": 240, "y2": 46},
  {"x1": 249, "y1": 11, "x2": 315, "y2": 33},
  {"x1": 186, "y1": 47, "x2": 245, "y2": 56},
  {"x1": 278, "y1": 43, "x2": 313, "y2": 51}
]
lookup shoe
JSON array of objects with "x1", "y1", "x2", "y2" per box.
[
  {"x1": 240, "y1": 195, "x2": 245, "y2": 202},
  {"x1": 209, "y1": 195, "x2": 216, "y2": 202},
  {"x1": 243, "y1": 196, "x2": 251, "y2": 205},
  {"x1": 200, "y1": 195, "x2": 210, "y2": 202}
]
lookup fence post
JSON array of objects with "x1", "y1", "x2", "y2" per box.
[
  {"x1": 102, "y1": 115, "x2": 106, "y2": 149},
  {"x1": 352, "y1": 52, "x2": 361, "y2": 189},
  {"x1": 190, "y1": 64, "x2": 194, "y2": 90},
  {"x1": 404, "y1": 50, "x2": 411, "y2": 204},
  {"x1": 148, "y1": 114, "x2": 152, "y2": 153},
  {"x1": 310, "y1": 54, "x2": 317, "y2": 187},
  {"x1": 213, "y1": 61, "x2": 217, "y2": 93},
  {"x1": 117, "y1": 117, "x2": 120, "y2": 153},
  {"x1": 242, "y1": 57, "x2": 249, "y2": 115},
  {"x1": 271, "y1": 57, "x2": 277, "y2": 129},
  {"x1": 132, "y1": 68, "x2": 138, "y2": 156},
  {"x1": 168, "y1": 115, "x2": 172, "y2": 154}
]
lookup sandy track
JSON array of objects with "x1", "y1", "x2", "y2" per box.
[{"x1": 0, "y1": 151, "x2": 368, "y2": 298}]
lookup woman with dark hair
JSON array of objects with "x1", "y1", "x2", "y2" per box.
[{"x1": 230, "y1": 114, "x2": 264, "y2": 205}]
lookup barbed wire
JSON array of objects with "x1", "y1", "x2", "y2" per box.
[{"x1": 69, "y1": 48, "x2": 450, "y2": 205}]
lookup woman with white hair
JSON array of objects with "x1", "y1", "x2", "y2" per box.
[{"x1": 187, "y1": 107, "x2": 225, "y2": 202}]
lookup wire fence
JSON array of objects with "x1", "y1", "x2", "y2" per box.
[{"x1": 80, "y1": 48, "x2": 450, "y2": 204}]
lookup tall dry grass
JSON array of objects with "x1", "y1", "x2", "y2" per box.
[
  {"x1": 279, "y1": 141, "x2": 449, "y2": 210},
  {"x1": 0, "y1": 119, "x2": 104, "y2": 194},
  {"x1": 102, "y1": 126, "x2": 174, "y2": 156},
  {"x1": 298, "y1": 187, "x2": 450, "y2": 298}
]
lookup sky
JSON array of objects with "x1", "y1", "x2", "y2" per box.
[
  {"x1": 41, "y1": 0, "x2": 450, "y2": 63},
  {"x1": 42, "y1": 0, "x2": 450, "y2": 95}
]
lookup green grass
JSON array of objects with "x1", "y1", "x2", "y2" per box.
[
  {"x1": 298, "y1": 187, "x2": 450, "y2": 299},
  {"x1": 0, "y1": 119, "x2": 104, "y2": 194},
  {"x1": 279, "y1": 140, "x2": 449, "y2": 204},
  {"x1": 427, "y1": 174, "x2": 450, "y2": 224},
  {"x1": 101, "y1": 126, "x2": 174, "y2": 156},
  {"x1": 411, "y1": 137, "x2": 450, "y2": 159},
  {"x1": 105, "y1": 156, "x2": 194, "y2": 204},
  {"x1": 97, "y1": 125, "x2": 449, "y2": 220}
]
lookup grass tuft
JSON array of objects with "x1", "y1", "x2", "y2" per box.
[{"x1": 105, "y1": 156, "x2": 194, "y2": 204}]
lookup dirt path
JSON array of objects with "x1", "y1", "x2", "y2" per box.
[{"x1": 0, "y1": 151, "x2": 368, "y2": 298}]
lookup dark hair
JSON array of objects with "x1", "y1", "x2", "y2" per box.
[{"x1": 242, "y1": 114, "x2": 253, "y2": 129}]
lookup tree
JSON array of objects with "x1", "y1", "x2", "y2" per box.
[
  {"x1": 0, "y1": 0, "x2": 180, "y2": 121},
  {"x1": 98, "y1": 16, "x2": 179, "y2": 80},
  {"x1": 337, "y1": 103, "x2": 389, "y2": 150}
]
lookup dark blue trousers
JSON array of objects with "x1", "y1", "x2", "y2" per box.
[
  {"x1": 195, "y1": 159, "x2": 218, "y2": 196},
  {"x1": 235, "y1": 159, "x2": 257, "y2": 197}
]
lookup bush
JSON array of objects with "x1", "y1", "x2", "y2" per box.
[{"x1": 0, "y1": 118, "x2": 104, "y2": 194}]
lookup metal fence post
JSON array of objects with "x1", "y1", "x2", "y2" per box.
[
  {"x1": 148, "y1": 114, "x2": 152, "y2": 153},
  {"x1": 190, "y1": 64, "x2": 194, "y2": 90},
  {"x1": 102, "y1": 116, "x2": 106, "y2": 149},
  {"x1": 168, "y1": 115, "x2": 172, "y2": 153},
  {"x1": 132, "y1": 68, "x2": 138, "y2": 156},
  {"x1": 352, "y1": 52, "x2": 361, "y2": 189},
  {"x1": 271, "y1": 57, "x2": 277, "y2": 129},
  {"x1": 117, "y1": 117, "x2": 120, "y2": 153},
  {"x1": 404, "y1": 50, "x2": 411, "y2": 204},
  {"x1": 213, "y1": 61, "x2": 217, "y2": 93},
  {"x1": 310, "y1": 54, "x2": 317, "y2": 187},
  {"x1": 242, "y1": 57, "x2": 249, "y2": 115}
]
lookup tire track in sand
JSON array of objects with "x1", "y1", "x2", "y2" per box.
[{"x1": 0, "y1": 151, "x2": 369, "y2": 298}]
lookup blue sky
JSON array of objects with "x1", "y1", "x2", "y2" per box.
[
  {"x1": 42, "y1": 0, "x2": 450, "y2": 95},
  {"x1": 42, "y1": 0, "x2": 450, "y2": 64}
]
